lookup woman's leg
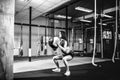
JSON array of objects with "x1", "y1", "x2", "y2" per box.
[
  {"x1": 52, "y1": 55, "x2": 62, "y2": 72},
  {"x1": 53, "y1": 56, "x2": 60, "y2": 68},
  {"x1": 63, "y1": 55, "x2": 72, "y2": 76}
]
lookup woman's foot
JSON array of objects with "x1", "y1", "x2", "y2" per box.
[
  {"x1": 52, "y1": 68, "x2": 61, "y2": 72},
  {"x1": 64, "y1": 71, "x2": 70, "y2": 76}
]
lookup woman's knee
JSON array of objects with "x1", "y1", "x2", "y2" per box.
[
  {"x1": 53, "y1": 56, "x2": 60, "y2": 60},
  {"x1": 63, "y1": 55, "x2": 72, "y2": 61},
  {"x1": 63, "y1": 57, "x2": 67, "y2": 61},
  {"x1": 53, "y1": 56, "x2": 57, "y2": 60}
]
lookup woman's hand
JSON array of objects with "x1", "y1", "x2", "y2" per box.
[{"x1": 57, "y1": 41, "x2": 61, "y2": 46}]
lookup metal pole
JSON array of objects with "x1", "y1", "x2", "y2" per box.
[
  {"x1": 66, "y1": 6, "x2": 68, "y2": 40},
  {"x1": 100, "y1": 0, "x2": 104, "y2": 59},
  {"x1": 44, "y1": 15, "x2": 48, "y2": 55},
  {"x1": 92, "y1": 0, "x2": 97, "y2": 66},
  {"x1": 37, "y1": 24, "x2": 40, "y2": 56},
  {"x1": 117, "y1": 0, "x2": 120, "y2": 59},
  {"x1": 100, "y1": 18, "x2": 104, "y2": 58},
  {"x1": 53, "y1": 14, "x2": 55, "y2": 37},
  {"x1": 29, "y1": 6, "x2": 32, "y2": 62},
  {"x1": 112, "y1": 0, "x2": 118, "y2": 62},
  {"x1": 85, "y1": 28, "x2": 88, "y2": 54},
  {"x1": 15, "y1": 23, "x2": 72, "y2": 30},
  {"x1": 72, "y1": 27, "x2": 74, "y2": 50},
  {"x1": 81, "y1": 23, "x2": 84, "y2": 55}
]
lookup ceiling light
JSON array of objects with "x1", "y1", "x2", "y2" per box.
[
  {"x1": 55, "y1": 15, "x2": 72, "y2": 19},
  {"x1": 20, "y1": 0, "x2": 24, "y2": 1},
  {"x1": 103, "y1": 7, "x2": 116, "y2": 14},
  {"x1": 80, "y1": 19, "x2": 91, "y2": 23},
  {"x1": 75, "y1": 6, "x2": 93, "y2": 13},
  {"x1": 20, "y1": 0, "x2": 30, "y2": 2},
  {"x1": 84, "y1": 13, "x2": 94, "y2": 19},
  {"x1": 98, "y1": 23, "x2": 107, "y2": 26},
  {"x1": 101, "y1": 14, "x2": 113, "y2": 18},
  {"x1": 77, "y1": 13, "x2": 99, "y2": 20}
]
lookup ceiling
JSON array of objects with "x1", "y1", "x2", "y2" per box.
[
  {"x1": 48, "y1": 0, "x2": 117, "y2": 24},
  {"x1": 15, "y1": 0, "x2": 70, "y2": 22},
  {"x1": 15, "y1": 0, "x2": 119, "y2": 25}
]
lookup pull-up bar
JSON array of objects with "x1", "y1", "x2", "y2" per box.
[{"x1": 15, "y1": 23, "x2": 72, "y2": 30}]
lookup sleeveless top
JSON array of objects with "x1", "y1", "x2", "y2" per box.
[{"x1": 60, "y1": 39, "x2": 74, "y2": 57}]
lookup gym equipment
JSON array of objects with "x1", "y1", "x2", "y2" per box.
[
  {"x1": 112, "y1": 0, "x2": 119, "y2": 62},
  {"x1": 92, "y1": 0, "x2": 97, "y2": 66},
  {"x1": 19, "y1": 24, "x2": 23, "y2": 56},
  {"x1": 102, "y1": 25, "x2": 114, "y2": 58},
  {"x1": 48, "y1": 37, "x2": 58, "y2": 51},
  {"x1": 54, "y1": 37, "x2": 60, "y2": 45},
  {"x1": 44, "y1": 15, "x2": 48, "y2": 55}
]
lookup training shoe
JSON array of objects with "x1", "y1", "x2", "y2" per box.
[
  {"x1": 52, "y1": 68, "x2": 61, "y2": 72},
  {"x1": 64, "y1": 71, "x2": 70, "y2": 76}
]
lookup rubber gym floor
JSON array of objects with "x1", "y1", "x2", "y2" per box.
[{"x1": 13, "y1": 56, "x2": 120, "y2": 80}]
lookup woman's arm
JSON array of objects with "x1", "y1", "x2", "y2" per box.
[{"x1": 58, "y1": 40, "x2": 67, "y2": 52}]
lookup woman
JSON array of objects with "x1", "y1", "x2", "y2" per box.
[{"x1": 52, "y1": 31, "x2": 73, "y2": 76}]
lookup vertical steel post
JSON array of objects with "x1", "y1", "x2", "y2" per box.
[
  {"x1": 66, "y1": 6, "x2": 68, "y2": 40},
  {"x1": 29, "y1": 6, "x2": 32, "y2": 62}
]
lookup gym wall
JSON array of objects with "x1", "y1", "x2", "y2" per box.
[{"x1": 14, "y1": 16, "x2": 76, "y2": 57}]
